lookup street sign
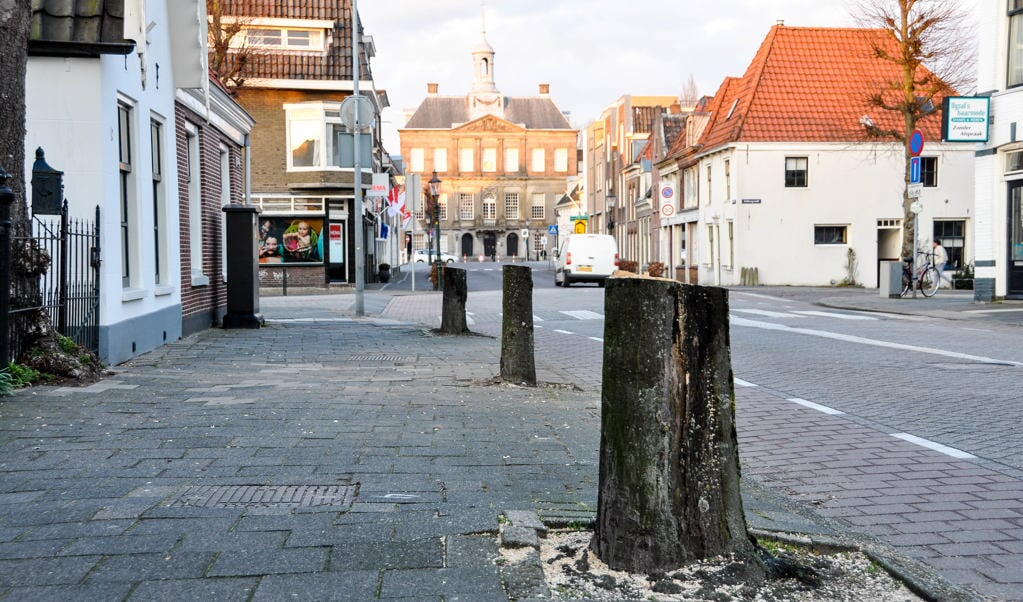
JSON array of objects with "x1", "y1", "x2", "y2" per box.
[
  {"x1": 521, "y1": 229, "x2": 529, "y2": 238},
  {"x1": 910, "y1": 199, "x2": 923, "y2": 213},
  {"x1": 909, "y1": 129, "x2": 924, "y2": 156},
  {"x1": 741, "y1": 198, "x2": 762, "y2": 204},
  {"x1": 660, "y1": 204, "x2": 675, "y2": 217},
  {"x1": 910, "y1": 156, "x2": 921, "y2": 184},
  {"x1": 548, "y1": 225, "x2": 558, "y2": 235},
  {"x1": 908, "y1": 183, "x2": 923, "y2": 199}
]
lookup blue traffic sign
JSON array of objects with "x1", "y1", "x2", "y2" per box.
[
  {"x1": 909, "y1": 129, "x2": 924, "y2": 156},
  {"x1": 548, "y1": 225, "x2": 558, "y2": 236},
  {"x1": 910, "y1": 156, "x2": 921, "y2": 184}
]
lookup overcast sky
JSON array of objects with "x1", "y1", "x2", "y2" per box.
[{"x1": 356, "y1": 0, "x2": 860, "y2": 152}]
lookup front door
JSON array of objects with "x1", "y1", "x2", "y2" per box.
[
  {"x1": 507, "y1": 233, "x2": 519, "y2": 257},
  {"x1": 461, "y1": 233, "x2": 474, "y2": 259},
  {"x1": 483, "y1": 233, "x2": 496, "y2": 259},
  {"x1": 1009, "y1": 181, "x2": 1023, "y2": 297}
]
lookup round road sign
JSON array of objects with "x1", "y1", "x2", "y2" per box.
[
  {"x1": 661, "y1": 204, "x2": 675, "y2": 217},
  {"x1": 909, "y1": 129, "x2": 924, "y2": 156}
]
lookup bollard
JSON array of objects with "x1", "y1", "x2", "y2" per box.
[
  {"x1": 499, "y1": 265, "x2": 535, "y2": 385},
  {"x1": 439, "y1": 267, "x2": 468, "y2": 334}
]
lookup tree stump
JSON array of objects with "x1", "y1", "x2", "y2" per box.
[
  {"x1": 439, "y1": 267, "x2": 469, "y2": 335},
  {"x1": 500, "y1": 265, "x2": 536, "y2": 386},
  {"x1": 591, "y1": 277, "x2": 761, "y2": 577}
]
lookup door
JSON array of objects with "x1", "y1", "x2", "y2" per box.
[
  {"x1": 461, "y1": 233, "x2": 474, "y2": 259},
  {"x1": 1009, "y1": 181, "x2": 1023, "y2": 297},
  {"x1": 326, "y1": 220, "x2": 347, "y2": 282},
  {"x1": 507, "y1": 233, "x2": 519, "y2": 257},
  {"x1": 483, "y1": 233, "x2": 496, "y2": 258}
]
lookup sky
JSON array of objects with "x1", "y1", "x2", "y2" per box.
[{"x1": 356, "y1": 0, "x2": 857, "y2": 153}]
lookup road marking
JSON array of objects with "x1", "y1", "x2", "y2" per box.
[
  {"x1": 731, "y1": 316, "x2": 1023, "y2": 366},
  {"x1": 533, "y1": 315, "x2": 544, "y2": 322},
  {"x1": 560, "y1": 310, "x2": 604, "y2": 320},
  {"x1": 734, "y1": 378, "x2": 758, "y2": 387},
  {"x1": 790, "y1": 310, "x2": 877, "y2": 321},
  {"x1": 588, "y1": 337, "x2": 603, "y2": 343},
  {"x1": 732, "y1": 308, "x2": 803, "y2": 319},
  {"x1": 554, "y1": 329, "x2": 574, "y2": 335},
  {"x1": 890, "y1": 433, "x2": 976, "y2": 459},
  {"x1": 964, "y1": 307, "x2": 1023, "y2": 314},
  {"x1": 787, "y1": 397, "x2": 845, "y2": 415}
]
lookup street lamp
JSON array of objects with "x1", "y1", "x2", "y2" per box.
[
  {"x1": 428, "y1": 170, "x2": 442, "y2": 290},
  {"x1": 524, "y1": 218, "x2": 531, "y2": 261},
  {"x1": 606, "y1": 191, "x2": 616, "y2": 233}
]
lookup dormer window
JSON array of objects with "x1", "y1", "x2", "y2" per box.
[
  {"x1": 246, "y1": 27, "x2": 324, "y2": 51},
  {"x1": 217, "y1": 17, "x2": 333, "y2": 54}
]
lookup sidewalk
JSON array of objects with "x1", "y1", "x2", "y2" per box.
[{"x1": 0, "y1": 288, "x2": 1012, "y2": 600}]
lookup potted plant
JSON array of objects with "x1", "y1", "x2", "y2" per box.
[
  {"x1": 952, "y1": 261, "x2": 973, "y2": 290},
  {"x1": 378, "y1": 263, "x2": 391, "y2": 283}
]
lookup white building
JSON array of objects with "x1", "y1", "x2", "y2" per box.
[
  {"x1": 973, "y1": 2, "x2": 1023, "y2": 300},
  {"x1": 660, "y1": 24, "x2": 974, "y2": 288}
]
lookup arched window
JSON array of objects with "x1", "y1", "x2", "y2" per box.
[{"x1": 480, "y1": 58, "x2": 489, "y2": 77}]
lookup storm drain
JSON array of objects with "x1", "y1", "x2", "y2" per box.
[
  {"x1": 167, "y1": 484, "x2": 357, "y2": 509},
  {"x1": 347, "y1": 354, "x2": 414, "y2": 362}
]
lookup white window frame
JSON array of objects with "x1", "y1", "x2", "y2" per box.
[
  {"x1": 433, "y1": 148, "x2": 447, "y2": 173},
  {"x1": 186, "y1": 122, "x2": 208, "y2": 286},
  {"x1": 410, "y1": 148, "x2": 425, "y2": 173},
  {"x1": 118, "y1": 100, "x2": 137, "y2": 289},
  {"x1": 504, "y1": 192, "x2": 519, "y2": 219},
  {"x1": 459, "y1": 148, "x2": 474, "y2": 172},
  {"x1": 459, "y1": 192, "x2": 474, "y2": 220},
  {"x1": 554, "y1": 148, "x2": 569, "y2": 172},
  {"x1": 1010, "y1": 1, "x2": 1023, "y2": 87},
  {"x1": 531, "y1": 148, "x2": 545, "y2": 173},
  {"x1": 150, "y1": 116, "x2": 167, "y2": 287},
  {"x1": 482, "y1": 196, "x2": 496, "y2": 219},
  {"x1": 242, "y1": 26, "x2": 327, "y2": 53},
  {"x1": 482, "y1": 148, "x2": 497, "y2": 172},
  {"x1": 505, "y1": 148, "x2": 519, "y2": 173},
  {"x1": 814, "y1": 225, "x2": 848, "y2": 245},
  {"x1": 531, "y1": 192, "x2": 545, "y2": 220},
  {"x1": 220, "y1": 143, "x2": 231, "y2": 282}
]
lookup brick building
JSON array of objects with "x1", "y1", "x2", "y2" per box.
[{"x1": 399, "y1": 27, "x2": 577, "y2": 261}]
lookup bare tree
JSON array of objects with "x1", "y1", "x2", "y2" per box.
[
  {"x1": 680, "y1": 73, "x2": 699, "y2": 108},
  {"x1": 207, "y1": 0, "x2": 258, "y2": 90},
  {"x1": 852, "y1": 0, "x2": 975, "y2": 259}
]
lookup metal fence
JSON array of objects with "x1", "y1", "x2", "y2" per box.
[{"x1": 7, "y1": 203, "x2": 100, "y2": 362}]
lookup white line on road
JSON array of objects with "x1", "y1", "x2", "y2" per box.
[
  {"x1": 890, "y1": 433, "x2": 976, "y2": 459},
  {"x1": 730, "y1": 316, "x2": 1023, "y2": 366},
  {"x1": 554, "y1": 329, "x2": 574, "y2": 335},
  {"x1": 787, "y1": 397, "x2": 845, "y2": 415},
  {"x1": 588, "y1": 337, "x2": 603, "y2": 343},
  {"x1": 734, "y1": 378, "x2": 758, "y2": 387},
  {"x1": 964, "y1": 307, "x2": 1023, "y2": 314},
  {"x1": 533, "y1": 315, "x2": 544, "y2": 322},
  {"x1": 732, "y1": 308, "x2": 804, "y2": 319},
  {"x1": 560, "y1": 310, "x2": 604, "y2": 320},
  {"x1": 790, "y1": 310, "x2": 877, "y2": 321}
]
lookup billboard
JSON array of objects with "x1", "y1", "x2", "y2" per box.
[{"x1": 942, "y1": 97, "x2": 990, "y2": 143}]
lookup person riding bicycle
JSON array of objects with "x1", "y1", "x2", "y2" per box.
[{"x1": 932, "y1": 239, "x2": 947, "y2": 289}]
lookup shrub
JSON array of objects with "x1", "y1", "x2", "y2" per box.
[
  {"x1": 619, "y1": 259, "x2": 639, "y2": 274},
  {"x1": 647, "y1": 262, "x2": 665, "y2": 278}
]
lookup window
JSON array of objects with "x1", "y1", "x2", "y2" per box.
[
  {"x1": 706, "y1": 165, "x2": 712, "y2": 203},
  {"x1": 725, "y1": 220, "x2": 734, "y2": 268},
  {"x1": 505, "y1": 192, "x2": 519, "y2": 219},
  {"x1": 439, "y1": 195, "x2": 448, "y2": 220},
  {"x1": 683, "y1": 166, "x2": 698, "y2": 209},
  {"x1": 410, "y1": 148, "x2": 425, "y2": 173},
  {"x1": 1008, "y1": 150, "x2": 1023, "y2": 173},
  {"x1": 244, "y1": 27, "x2": 325, "y2": 52},
  {"x1": 814, "y1": 225, "x2": 847, "y2": 245},
  {"x1": 286, "y1": 102, "x2": 369, "y2": 170},
  {"x1": 459, "y1": 148, "x2": 474, "y2": 172},
  {"x1": 554, "y1": 148, "x2": 569, "y2": 172},
  {"x1": 433, "y1": 148, "x2": 447, "y2": 172},
  {"x1": 933, "y1": 219, "x2": 966, "y2": 270},
  {"x1": 921, "y1": 156, "x2": 938, "y2": 187},
  {"x1": 150, "y1": 118, "x2": 165, "y2": 285},
  {"x1": 459, "y1": 192, "x2": 474, "y2": 220},
  {"x1": 288, "y1": 111, "x2": 321, "y2": 168},
  {"x1": 505, "y1": 148, "x2": 519, "y2": 173},
  {"x1": 531, "y1": 148, "x2": 545, "y2": 172},
  {"x1": 220, "y1": 144, "x2": 231, "y2": 282},
  {"x1": 482, "y1": 148, "x2": 497, "y2": 172},
  {"x1": 118, "y1": 102, "x2": 134, "y2": 287},
  {"x1": 785, "y1": 157, "x2": 808, "y2": 187},
  {"x1": 1010, "y1": 0, "x2": 1023, "y2": 87},
  {"x1": 186, "y1": 122, "x2": 205, "y2": 283},
  {"x1": 724, "y1": 159, "x2": 731, "y2": 200},
  {"x1": 531, "y1": 193, "x2": 545, "y2": 219},
  {"x1": 482, "y1": 196, "x2": 496, "y2": 220}
]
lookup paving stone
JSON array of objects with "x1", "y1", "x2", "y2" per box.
[
  {"x1": 252, "y1": 571, "x2": 380, "y2": 601},
  {"x1": 128, "y1": 577, "x2": 257, "y2": 601}
]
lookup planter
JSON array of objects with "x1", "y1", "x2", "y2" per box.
[
  {"x1": 952, "y1": 278, "x2": 973, "y2": 290},
  {"x1": 378, "y1": 265, "x2": 391, "y2": 283}
]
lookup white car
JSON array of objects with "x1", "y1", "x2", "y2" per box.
[{"x1": 413, "y1": 249, "x2": 457, "y2": 264}]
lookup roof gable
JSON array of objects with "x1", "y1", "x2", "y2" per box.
[
  {"x1": 453, "y1": 114, "x2": 527, "y2": 134},
  {"x1": 699, "y1": 25, "x2": 952, "y2": 150}
]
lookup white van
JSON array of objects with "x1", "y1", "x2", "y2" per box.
[{"x1": 554, "y1": 234, "x2": 619, "y2": 287}]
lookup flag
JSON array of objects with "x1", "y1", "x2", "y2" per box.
[
  {"x1": 387, "y1": 187, "x2": 402, "y2": 217},
  {"x1": 380, "y1": 222, "x2": 389, "y2": 240},
  {"x1": 400, "y1": 200, "x2": 413, "y2": 230}
]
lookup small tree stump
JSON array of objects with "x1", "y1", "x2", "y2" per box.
[
  {"x1": 439, "y1": 267, "x2": 469, "y2": 335},
  {"x1": 592, "y1": 277, "x2": 760, "y2": 577},
  {"x1": 500, "y1": 265, "x2": 536, "y2": 385}
]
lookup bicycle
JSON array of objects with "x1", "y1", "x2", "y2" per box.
[{"x1": 901, "y1": 251, "x2": 941, "y2": 297}]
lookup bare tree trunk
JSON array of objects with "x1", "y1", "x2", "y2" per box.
[
  {"x1": 439, "y1": 266, "x2": 468, "y2": 335},
  {"x1": 592, "y1": 277, "x2": 761, "y2": 578},
  {"x1": 500, "y1": 265, "x2": 535, "y2": 385},
  {"x1": 0, "y1": 3, "x2": 30, "y2": 212}
]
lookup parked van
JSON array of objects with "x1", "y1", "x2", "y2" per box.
[{"x1": 554, "y1": 234, "x2": 619, "y2": 287}]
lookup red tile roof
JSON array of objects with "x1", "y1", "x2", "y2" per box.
[{"x1": 698, "y1": 25, "x2": 952, "y2": 151}]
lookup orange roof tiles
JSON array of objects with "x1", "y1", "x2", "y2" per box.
[{"x1": 698, "y1": 25, "x2": 952, "y2": 151}]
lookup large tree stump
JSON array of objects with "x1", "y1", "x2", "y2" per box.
[
  {"x1": 500, "y1": 265, "x2": 536, "y2": 385},
  {"x1": 591, "y1": 277, "x2": 760, "y2": 576},
  {"x1": 439, "y1": 267, "x2": 469, "y2": 335}
]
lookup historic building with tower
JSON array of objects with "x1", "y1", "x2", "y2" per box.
[{"x1": 399, "y1": 24, "x2": 577, "y2": 261}]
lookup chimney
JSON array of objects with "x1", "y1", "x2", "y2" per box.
[
  {"x1": 539, "y1": 83, "x2": 550, "y2": 95},
  {"x1": 427, "y1": 83, "x2": 439, "y2": 95},
  {"x1": 669, "y1": 102, "x2": 681, "y2": 115}
]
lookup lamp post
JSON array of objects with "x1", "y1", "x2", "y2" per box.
[
  {"x1": 428, "y1": 170, "x2": 442, "y2": 290},
  {"x1": 524, "y1": 218, "x2": 531, "y2": 261},
  {"x1": 606, "y1": 191, "x2": 617, "y2": 236}
]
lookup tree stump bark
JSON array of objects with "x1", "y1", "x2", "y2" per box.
[
  {"x1": 591, "y1": 277, "x2": 760, "y2": 576},
  {"x1": 500, "y1": 265, "x2": 536, "y2": 386},
  {"x1": 439, "y1": 267, "x2": 469, "y2": 335}
]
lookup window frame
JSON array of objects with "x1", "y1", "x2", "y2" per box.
[
  {"x1": 531, "y1": 148, "x2": 545, "y2": 173},
  {"x1": 433, "y1": 147, "x2": 447, "y2": 173},
  {"x1": 482, "y1": 148, "x2": 497, "y2": 172},
  {"x1": 554, "y1": 148, "x2": 569, "y2": 173},
  {"x1": 118, "y1": 101, "x2": 135, "y2": 288},
  {"x1": 813, "y1": 225, "x2": 848, "y2": 245},
  {"x1": 505, "y1": 148, "x2": 519, "y2": 173},
  {"x1": 185, "y1": 121, "x2": 206, "y2": 284},
  {"x1": 785, "y1": 156, "x2": 808, "y2": 188},
  {"x1": 933, "y1": 219, "x2": 966, "y2": 271},
  {"x1": 458, "y1": 192, "x2": 474, "y2": 220},
  {"x1": 504, "y1": 192, "x2": 519, "y2": 220},
  {"x1": 530, "y1": 192, "x2": 545, "y2": 220},
  {"x1": 921, "y1": 156, "x2": 938, "y2": 187},
  {"x1": 1009, "y1": 0, "x2": 1023, "y2": 87},
  {"x1": 150, "y1": 117, "x2": 166, "y2": 285}
]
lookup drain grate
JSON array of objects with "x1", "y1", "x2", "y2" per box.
[
  {"x1": 347, "y1": 354, "x2": 413, "y2": 362},
  {"x1": 167, "y1": 484, "x2": 357, "y2": 509}
]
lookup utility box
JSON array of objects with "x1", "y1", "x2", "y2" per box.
[
  {"x1": 222, "y1": 206, "x2": 263, "y2": 328},
  {"x1": 879, "y1": 261, "x2": 902, "y2": 298}
]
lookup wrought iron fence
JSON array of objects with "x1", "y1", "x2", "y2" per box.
[{"x1": 7, "y1": 203, "x2": 100, "y2": 362}]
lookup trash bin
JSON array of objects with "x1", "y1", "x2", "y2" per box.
[{"x1": 879, "y1": 261, "x2": 902, "y2": 298}]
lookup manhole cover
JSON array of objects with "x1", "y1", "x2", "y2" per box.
[
  {"x1": 347, "y1": 354, "x2": 413, "y2": 362},
  {"x1": 167, "y1": 484, "x2": 357, "y2": 509}
]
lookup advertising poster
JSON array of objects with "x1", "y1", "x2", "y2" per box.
[{"x1": 258, "y1": 217, "x2": 324, "y2": 263}]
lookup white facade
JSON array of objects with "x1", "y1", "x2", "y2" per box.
[
  {"x1": 973, "y1": 4, "x2": 1023, "y2": 300},
  {"x1": 26, "y1": 0, "x2": 208, "y2": 364},
  {"x1": 685, "y1": 142, "x2": 974, "y2": 287}
]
